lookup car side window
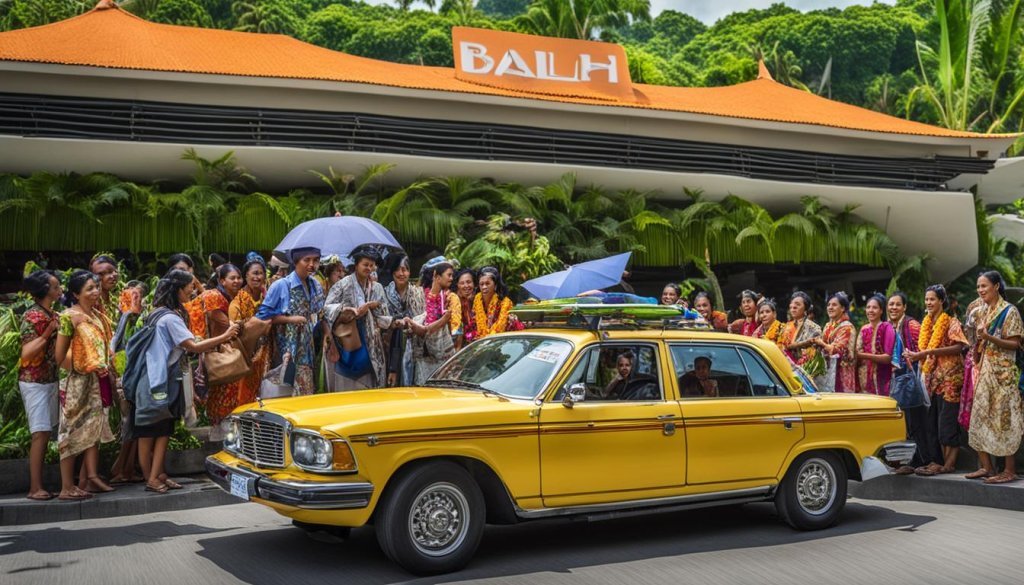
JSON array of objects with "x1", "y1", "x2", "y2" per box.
[
  {"x1": 556, "y1": 344, "x2": 662, "y2": 401},
  {"x1": 738, "y1": 348, "x2": 790, "y2": 397},
  {"x1": 670, "y1": 345, "x2": 749, "y2": 398}
]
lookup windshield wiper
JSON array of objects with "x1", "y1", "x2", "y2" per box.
[{"x1": 428, "y1": 378, "x2": 483, "y2": 391}]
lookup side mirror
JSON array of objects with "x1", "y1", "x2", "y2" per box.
[{"x1": 562, "y1": 383, "x2": 587, "y2": 409}]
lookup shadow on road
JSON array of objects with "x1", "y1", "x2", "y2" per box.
[
  {"x1": 193, "y1": 501, "x2": 936, "y2": 584},
  {"x1": 0, "y1": 521, "x2": 229, "y2": 558}
]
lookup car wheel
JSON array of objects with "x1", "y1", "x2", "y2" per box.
[
  {"x1": 375, "y1": 461, "x2": 485, "y2": 575},
  {"x1": 775, "y1": 451, "x2": 847, "y2": 530}
]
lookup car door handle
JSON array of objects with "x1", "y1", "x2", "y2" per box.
[
  {"x1": 656, "y1": 414, "x2": 677, "y2": 420},
  {"x1": 779, "y1": 416, "x2": 802, "y2": 430}
]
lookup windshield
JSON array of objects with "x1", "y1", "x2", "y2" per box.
[{"x1": 428, "y1": 336, "x2": 573, "y2": 399}]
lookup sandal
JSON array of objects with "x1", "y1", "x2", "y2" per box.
[
  {"x1": 26, "y1": 491, "x2": 54, "y2": 501},
  {"x1": 85, "y1": 476, "x2": 115, "y2": 493},
  {"x1": 162, "y1": 479, "x2": 183, "y2": 490},
  {"x1": 58, "y1": 487, "x2": 93, "y2": 501},
  {"x1": 915, "y1": 464, "x2": 944, "y2": 476},
  {"x1": 983, "y1": 472, "x2": 1019, "y2": 485},
  {"x1": 144, "y1": 482, "x2": 169, "y2": 494},
  {"x1": 965, "y1": 469, "x2": 994, "y2": 480},
  {"x1": 893, "y1": 465, "x2": 916, "y2": 476}
]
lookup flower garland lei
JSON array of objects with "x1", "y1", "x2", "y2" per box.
[
  {"x1": 758, "y1": 320, "x2": 783, "y2": 343},
  {"x1": 473, "y1": 293, "x2": 511, "y2": 338},
  {"x1": 918, "y1": 311, "x2": 950, "y2": 374}
]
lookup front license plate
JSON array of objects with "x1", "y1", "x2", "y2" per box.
[{"x1": 229, "y1": 473, "x2": 251, "y2": 501}]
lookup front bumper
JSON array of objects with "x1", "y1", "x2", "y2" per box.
[
  {"x1": 206, "y1": 456, "x2": 374, "y2": 510},
  {"x1": 879, "y1": 441, "x2": 917, "y2": 465}
]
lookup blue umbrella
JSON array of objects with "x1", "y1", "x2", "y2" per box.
[
  {"x1": 522, "y1": 252, "x2": 632, "y2": 300},
  {"x1": 274, "y1": 216, "x2": 402, "y2": 263}
]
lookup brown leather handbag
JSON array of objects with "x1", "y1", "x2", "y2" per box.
[
  {"x1": 202, "y1": 298, "x2": 251, "y2": 386},
  {"x1": 332, "y1": 308, "x2": 362, "y2": 352},
  {"x1": 204, "y1": 337, "x2": 251, "y2": 386}
]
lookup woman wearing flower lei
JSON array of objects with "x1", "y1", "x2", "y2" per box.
[
  {"x1": 752, "y1": 298, "x2": 783, "y2": 344},
  {"x1": 856, "y1": 293, "x2": 896, "y2": 396},
  {"x1": 408, "y1": 258, "x2": 461, "y2": 385},
  {"x1": 812, "y1": 292, "x2": 857, "y2": 392},
  {"x1": 728, "y1": 289, "x2": 760, "y2": 336},
  {"x1": 904, "y1": 284, "x2": 968, "y2": 476},
  {"x1": 779, "y1": 291, "x2": 821, "y2": 368},
  {"x1": 473, "y1": 267, "x2": 523, "y2": 340},
  {"x1": 454, "y1": 268, "x2": 477, "y2": 348}
]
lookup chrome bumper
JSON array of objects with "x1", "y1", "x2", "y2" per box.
[
  {"x1": 879, "y1": 441, "x2": 917, "y2": 465},
  {"x1": 206, "y1": 456, "x2": 374, "y2": 510}
]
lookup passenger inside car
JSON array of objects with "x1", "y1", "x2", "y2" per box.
[
  {"x1": 595, "y1": 351, "x2": 634, "y2": 399},
  {"x1": 680, "y1": 356, "x2": 720, "y2": 397}
]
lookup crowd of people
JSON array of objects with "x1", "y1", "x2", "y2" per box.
[
  {"x1": 14, "y1": 248, "x2": 1024, "y2": 502},
  {"x1": 682, "y1": 275, "x2": 1023, "y2": 484},
  {"x1": 14, "y1": 247, "x2": 528, "y2": 501}
]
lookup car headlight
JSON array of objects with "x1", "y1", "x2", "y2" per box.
[
  {"x1": 290, "y1": 430, "x2": 357, "y2": 473},
  {"x1": 223, "y1": 417, "x2": 241, "y2": 452}
]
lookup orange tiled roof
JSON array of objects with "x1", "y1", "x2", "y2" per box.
[{"x1": 0, "y1": 3, "x2": 1004, "y2": 140}]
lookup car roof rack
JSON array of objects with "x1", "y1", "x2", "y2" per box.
[{"x1": 512, "y1": 303, "x2": 712, "y2": 332}]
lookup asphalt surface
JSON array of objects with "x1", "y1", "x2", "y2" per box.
[{"x1": 0, "y1": 498, "x2": 1018, "y2": 585}]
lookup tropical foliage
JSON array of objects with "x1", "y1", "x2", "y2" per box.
[{"x1": 1, "y1": 0, "x2": 1022, "y2": 139}]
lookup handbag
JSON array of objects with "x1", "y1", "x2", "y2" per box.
[
  {"x1": 260, "y1": 355, "x2": 295, "y2": 399},
  {"x1": 985, "y1": 304, "x2": 1024, "y2": 397},
  {"x1": 891, "y1": 363, "x2": 925, "y2": 409},
  {"x1": 817, "y1": 356, "x2": 838, "y2": 393},
  {"x1": 201, "y1": 301, "x2": 251, "y2": 387},
  {"x1": 204, "y1": 338, "x2": 251, "y2": 386},
  {"x1": 333, "y1": 308, "x2": 362, "y2": 352},
  {"x1": 334, "y1": 318, "x2": 371, "y2": 379},
  {"x1": 98, "y1": 372, "x2": 114, "y2": 408}
]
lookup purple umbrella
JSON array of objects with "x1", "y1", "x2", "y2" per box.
[
  {"x1": 522, "y1": 253, "x2": 632, "y2": 300},
  {"x1": 274, "y1": 216, "x2": 402, "y2": 263}
]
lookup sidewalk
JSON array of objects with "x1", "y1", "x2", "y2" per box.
[
  {"x1": 0, "y1": 474, "x2": 238, "y2": 526},
  {"x1": 849, "y1": 471, "x2": 1024, "y2": 511}
]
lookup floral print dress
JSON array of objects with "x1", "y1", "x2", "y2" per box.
[
  {"x1": 821, "y1": 319, "x2": 857, "y2": 392},
  {"x1": 229, "y1": 287, "x2": 268, "y2": 408},
  {"x1": 968, "y1": 301, "x2": 1024, "y2": 456},
  {"x1": 57, "y1": 309, "x2": 115, "y2": 459},
  {"x1": 857, "y1": 321, "x2": 896, "y2": 396}
]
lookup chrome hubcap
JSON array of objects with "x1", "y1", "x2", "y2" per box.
[
  {"x1": 408, "y1": 482, "x2": 469, "y2": 556},
  {"x1": 796, "y1": 458, "x2": 836, "y2": 515}
]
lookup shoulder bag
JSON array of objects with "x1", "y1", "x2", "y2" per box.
[{"x1": 201, "y1": 296, "x2": 251, "y2": 387}]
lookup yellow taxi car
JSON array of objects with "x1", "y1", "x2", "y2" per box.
[{"x1": 207, "y1": 309, "x2": 914, "y2": 575}]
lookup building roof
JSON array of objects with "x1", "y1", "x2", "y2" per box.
[{"x1": 0, "y1": 2, "x2": 1007, "y2": 140}]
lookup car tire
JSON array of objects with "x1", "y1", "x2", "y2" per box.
[
  {"x1": 375, "y1": 461, "x2": 485, "y2": 575},
  {"x1": 775, "y1": 451, "x2": 847, "y2": 531}
]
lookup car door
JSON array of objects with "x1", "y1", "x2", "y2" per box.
[
  {"x1": 539, "y1": 343, "x2": 686, "y2": 507},
  {"x1": 673, "y1": 343, "x2": 805, "y2": 486}
]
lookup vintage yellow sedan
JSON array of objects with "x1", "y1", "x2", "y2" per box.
[{"x1": 207, "y1": 322, "x2": 914, "y2": 575}]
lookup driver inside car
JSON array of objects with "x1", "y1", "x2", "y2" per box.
[
  {"x1": 590, "y1": 350, "x2": 634, "y2": 400},
  {"x1": 681, "y1": 356, "x2": 719, "y2": 397}
]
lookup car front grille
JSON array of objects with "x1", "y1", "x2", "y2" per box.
[{"x1": 237, "y1": 416, "x2": 286, "y2": 468}]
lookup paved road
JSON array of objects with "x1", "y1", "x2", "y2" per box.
[{"x1": 0, "y1": 498, "x2": 1018, "y2": 585}]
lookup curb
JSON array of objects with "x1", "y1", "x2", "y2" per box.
[
  {"x1": 849, "y1": 472, "x2": 1024, "y2": 512},
  {"x1": 0, "y1": 476, "x2": 239, "y2": 527}
]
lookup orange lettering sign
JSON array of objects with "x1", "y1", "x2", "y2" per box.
[{"x1": 452, "y1": 27, "x2": 634, "y2": 102}]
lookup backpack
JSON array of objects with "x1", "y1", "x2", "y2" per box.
[{"x1": 120, "y1": 307, "x2": 172, "y2": 408}]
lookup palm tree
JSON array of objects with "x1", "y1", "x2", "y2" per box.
[
  {"x1": 232, "y1": 0, "x2": 299, "y2": 35},
  {"x1": 440, "y1": 0, "x2": 479, "y2": 24},
  {"x1": 519, "y1": 0, "x2": 651, "y2": 40},
  {"x1": 906, "y1": 0, "x2": 1013, "y2": 132}
]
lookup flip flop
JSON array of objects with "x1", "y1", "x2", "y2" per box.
[
  {"x1": 983, "y1": 473, "x2": 1019, "y2": 485},
  {"x1": 162, "y1": 479, "x2": 183, "y2": 490},
  {"x1": 145, "y1": 483, "x2": 169, "y2": 494},
  {"x1": 57, "y1": 490, "x2": 92, "y2": 501},
  {"x1": 26, "y1": 492, "x2": 54, "y2": 501},
  {"x1": 965, "y1": 469, "x2": 994, "y2": 480}
]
